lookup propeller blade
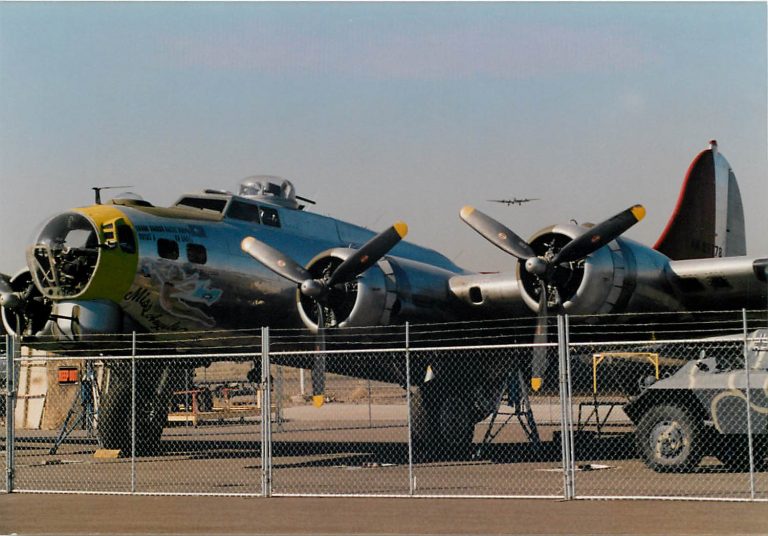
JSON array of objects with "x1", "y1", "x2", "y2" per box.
[
  {"x1": 241, "y1": 237, "x2": 312, "y2": 286},
  {"x1": 311, "y1": 355, "x2": 326, "y2": 408},
  {"x1": 552, "y1": 205, "x2": 645, "y2": 265},
  {"x1": 312, "y1": 304, "x2": 327, "y2": 408},
  {"x1": 460, "y1": 206, "x2": 536, "y2": 260},
  {"x1": 530, "y1": 282, "x2": 549, "y2": 392},
  {"x1": 326, "y1": 221, "x2": 408, "y2": 287},
  {"x1": 0, "y1": 274, "x2": 12, "y2": 291}
]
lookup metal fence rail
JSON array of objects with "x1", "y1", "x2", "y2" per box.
[{"x1": 2, "y1": 310, "x2": 767, "y2": 501}]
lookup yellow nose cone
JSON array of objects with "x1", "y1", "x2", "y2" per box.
[
  {"x1": 531, "y1": 377, "x2": 543, "y2": 392},
  {"x1": 393, "y1": 221, "x2": 409, "y2": 238},
  {"x1": 460, "y1": 206, "x2": 476, "y2": 220}
]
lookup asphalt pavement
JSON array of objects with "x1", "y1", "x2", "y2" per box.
[{"x1": 2, "y1": 493, "x2": 767, "y2": 535}]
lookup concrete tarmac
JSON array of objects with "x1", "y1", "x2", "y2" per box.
[
  {"x1": 1, "y1": 493, "x2": 767, "y2": 536},
  {"x1": 3, "y1": 402, "x2": 766, "y2": 535}
]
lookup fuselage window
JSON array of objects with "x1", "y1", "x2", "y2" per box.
[
  {"x1": 175, "y1": 197, "x2": 227, "y2": 213},
  {"x1": 260, "y1": 207, "x2": 281, "y2": 227},
  {"x1": 158, "y1": 238, "x2": 179, "y2": 260},
  {"x1": 187, "y1": 243, "x2": 207, "y2": 264},
  {"x1": 227, "y1": 199, "x2": 262, "y2": 224}
]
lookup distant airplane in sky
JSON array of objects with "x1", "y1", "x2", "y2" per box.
[{"x1": 488, "y1": 197, "x2": 540, "y2": 206}]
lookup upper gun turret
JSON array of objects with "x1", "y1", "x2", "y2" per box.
[{"x1": 238, "y1": 176, "x2": 315, "y2": 210}]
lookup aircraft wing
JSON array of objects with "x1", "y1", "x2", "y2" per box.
[{"x1": 667, "y1": 256, "x2": 768, "y2": 310}]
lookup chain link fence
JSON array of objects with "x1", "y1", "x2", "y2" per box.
[
  {"x1": 2, "y1": 311, "x2": 767, "y2": 500},
  {"x1": 1, "y1": 335, "x2": 8, "y2": 493}
]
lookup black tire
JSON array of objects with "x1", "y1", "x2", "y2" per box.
[
  {"x1": 411, "y1": 383, "x2": 434, "y2": 461},
  {"x1": 98, "y1": 362, "x2": 177, "y2": 456},
  {"x1": 98, "y1": 362, "x2": 132, "y2": 453},
  {"x1": 716, "y1": 435, "x2": 768, "y2": 472},
  {"x1": 412, "y1": 380, "x2": 476, "y2": 462},
  {"x1": 636, "y1": 404, "x2": 703, "y2": 473}
]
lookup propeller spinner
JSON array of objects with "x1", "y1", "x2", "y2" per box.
[
  {"x1": 241, "y1": 221, "x2": 408, "y2": 406},
  {"x1": 0, "y1": 276, "x2": 20, "y2": 311},
  {"x1": 461, "y1": 204, "x2": 645, "y2": 391}
]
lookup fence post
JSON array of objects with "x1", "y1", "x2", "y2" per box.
[
  {"x1": 405, "y1": 322, "x2": 414, "y2": 495},
  {"x1": 260, "y1": 326, "x2": 272, "y2": 497},
  {"x1": 565, "y1": 315, "x2": 576, "y2": 498},
  {"x1": 130, "y1": 331, "x2": 137, "y2": 494},
  {"x1": 5, "y1": 334, "x2": 16, "y2": 493},
  {"x1": 742, "y1": 309, "x2": 756, "y2": 500},
  {"x1": 557, "y1": 314, "x2": 574, "y2": 500}
]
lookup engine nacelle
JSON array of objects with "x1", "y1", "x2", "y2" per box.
[
  {"x1": 519, "y1": 223, "x2": 681, "y2": 315},
  {"x1": 297, "y1": 249, "x2": 457, "y2": 332},
  {"x1": 297, "y1": 248, "x2": 396, "y2": 332}
]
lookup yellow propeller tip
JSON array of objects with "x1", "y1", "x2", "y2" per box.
[
  {"x1": 531, "y1": 377, "x2": 543, "y2": 392},
  {"x1": 394, "y1": 221, "x2": 409, "y2": 238},
  {"x1": 460, "y1": 206, "x2": 475, "y2": 220},
  {"x1": 631, "y1": 205, "x2": 646, "y2": 221},
  {"x1": 312, "y1": 395, "x2": 325, "y2": 408}
]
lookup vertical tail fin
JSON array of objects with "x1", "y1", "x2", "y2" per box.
[{"x1": 653, "y1": 140, "x2": 745, "y2": 260}]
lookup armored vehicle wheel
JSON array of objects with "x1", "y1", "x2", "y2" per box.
[{"x1": 636, "y1": 404, "x2": 703, "y2": 473}]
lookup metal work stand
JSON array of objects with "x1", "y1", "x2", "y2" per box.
[
  {"x1": 50, "y1": 361, "x2": 100, "y2": 455},
  {"x1": 475, "y1": 368, "x2": 540, "y2": 459},
  {"x1": 577, "y1": 396, "x2": 624, "y2": 436}
]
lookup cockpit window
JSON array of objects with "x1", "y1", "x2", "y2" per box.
[
  {"x1": 226, "y1": 199, "x2": 261, "y2": 224},
  {"x1": 260, "y1": 206, "x2": 281, "y2": 227},
  {"x1": 175, "y1": 197, "x2": 227, "y2": 214},
  {"x1": 116, "y1": 222, "x2": 136, "y2": 254}
]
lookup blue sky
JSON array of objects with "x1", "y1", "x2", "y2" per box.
[{"x1": 0, "y1": 2, "x2": 766, "y2": 274}]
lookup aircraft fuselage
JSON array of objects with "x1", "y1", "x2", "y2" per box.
[{"x1": 19, "y1": 190, "x2": 466, "y2": 342}]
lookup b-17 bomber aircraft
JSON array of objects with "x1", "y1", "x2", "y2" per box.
[
  {"x1": 488, "y1": 197, "x2": 540, "y2": 206},
  {"x1": 1, "y1": 141, "x2": 766, "y2": 457}
]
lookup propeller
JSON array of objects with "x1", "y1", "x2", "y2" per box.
[
  {"x1": 461, "y1": 204, "x2": 645, "y2": 391},
  {"x1": 0, "y1": 275, "x2": 21, "y2": 311},
  {"x1": 241, "y1": 221, "x2": 408, "y2": 406},
  {"x1": 0, "y1": 275, "x2": 36, "y2": 337}
]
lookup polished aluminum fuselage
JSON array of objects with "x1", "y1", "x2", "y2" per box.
[{"x1": 113, "y1": 199, "x2": 466, "y2": 335}]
